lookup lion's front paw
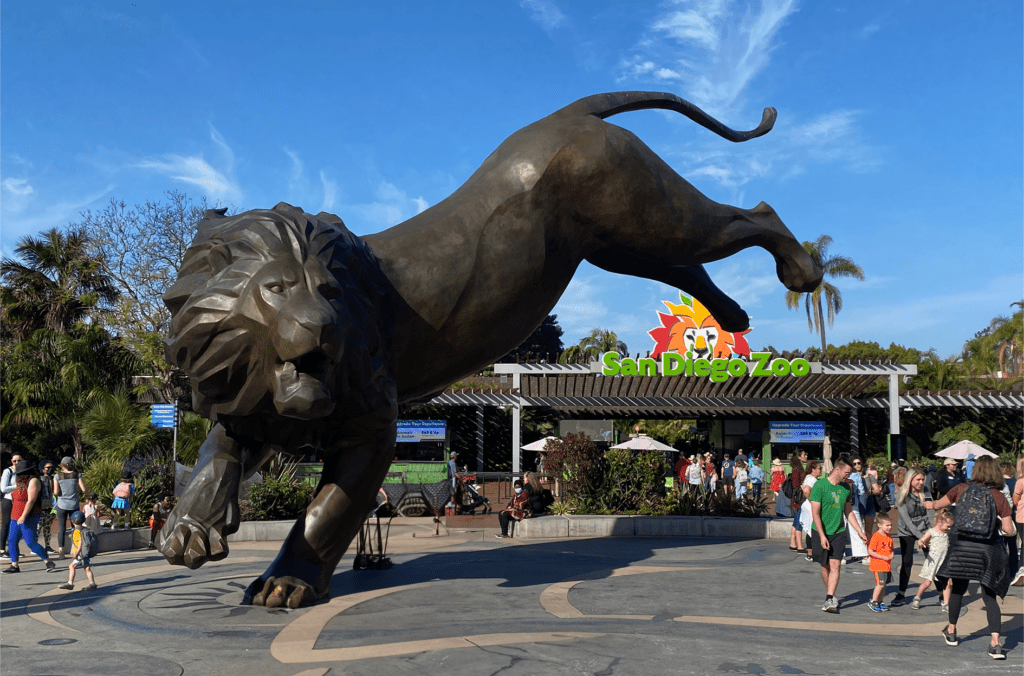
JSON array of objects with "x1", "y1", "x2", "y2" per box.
[
  {"x1": 249, "y1": 576, "x2": 319, "y2": 609},
  {"x1": 158, "y1": 516, "x2": 230, "y2": 569}
]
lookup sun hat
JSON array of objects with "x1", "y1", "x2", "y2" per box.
[
  {"x1": 943, "y1": 458, "x2": 957, "y2": 466},
  {"x1": 771, "y1": 458, "x2": 782, "y2": 466}
]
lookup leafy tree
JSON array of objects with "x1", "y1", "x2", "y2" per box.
[
  {"x1": 931, "y1": 421, "x2": 987, "y2": 451},
  {"x1": 80, "y1": 390, "x2": 163, "y2": 464},
  {"x1": 784, "y1": 234, "x2": 864, "y2": 355},
  {"x1": 177, "y1": 411, "x2": 212, "y2": 467},
  {"x1": 913, "y1": 350, "x2": 965, "y2": 390},
  {"x1": 496, "y1": 314, "x2": 564, "y2": 363},
  {"x1": 3, "y1": 326, "x2": 139, "y2": 459},
  {"x1": 78, "y1": 191, "x2": 224, "y2": 401},
  {"x1": 1, "y1": 227, "x2": 118, "y2": 339},
  {"x1": 559, "y1": 328, "x2": 628, "y2": 364},
  {"x1": 961, "y1": 304, "x2": 1022, "y2": 383}
]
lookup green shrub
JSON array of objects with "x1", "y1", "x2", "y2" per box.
[
  {"x1": 605, "y1": 448, "x2": 665, "y2": 513},
  {"x1": 81, "y1": 457, "x2": 124, "y2": 508},
  {"x1": 246, "y1": 477, "x2": 312, "y2": 521},
  {"x1": 541, "y1": 432, "x2": 607, "y2": 505}
]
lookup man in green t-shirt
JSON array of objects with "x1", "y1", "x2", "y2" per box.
[{"x1": 810, "y1": 457, "x2": 868, "y2": 614}]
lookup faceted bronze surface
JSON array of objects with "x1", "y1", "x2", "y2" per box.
[{"x1": 159, "y1": 92, "x2": 822, "y2": 607}]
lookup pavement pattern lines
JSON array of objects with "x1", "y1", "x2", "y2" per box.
[{"x1": 1, "y1": 528, "x2": 1021, "y2": 675}]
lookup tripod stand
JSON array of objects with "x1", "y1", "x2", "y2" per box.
[{"x1": 353, "y1": 504, "x2": 393, "y2": 570}]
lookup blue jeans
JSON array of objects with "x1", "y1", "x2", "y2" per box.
[
  {"x1": 8, "y1": 513, "x2": 48, "y2": 564},
  {"x1": 751, "y1": 483, "x2": 762, "y2": 501}
]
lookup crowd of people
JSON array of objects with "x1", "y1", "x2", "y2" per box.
[
  {"x1": 799, "y1": 452, "x2": 1022, "y2": 661},
  {"x1": 0, "y1": 452, "x2": 177, "y2": 593}
]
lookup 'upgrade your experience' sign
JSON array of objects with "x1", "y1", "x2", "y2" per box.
[{"x1": 594, "y1": 351, "x2": 811, "y2": 382}]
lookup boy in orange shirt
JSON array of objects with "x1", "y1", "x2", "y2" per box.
[{"x1": 867, "y1": 514, "x2": 895, "y2": 612}]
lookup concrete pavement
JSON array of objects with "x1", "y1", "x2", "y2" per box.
[{"x1": 1, "y1": 520, "x2": 1021, "y2": 675}]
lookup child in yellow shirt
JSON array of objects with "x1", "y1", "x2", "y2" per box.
[
  {"x1": 57, "y1": 511, "x2": 97, "y2": 591},
  {"x1": 867, "y1": 514, "x2": 895, "y2": 612}
]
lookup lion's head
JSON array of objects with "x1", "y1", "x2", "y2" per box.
[{"x1": 163, "y1": 203, "x2": 393, "y2": 441}]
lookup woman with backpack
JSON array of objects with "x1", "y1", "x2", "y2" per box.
[{"x1": 924, "y1": 456, "x2": 1016, "y2": 660}]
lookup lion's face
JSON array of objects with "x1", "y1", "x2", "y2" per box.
[{"x1": 163, "y1": 204, "x2": 388, "y2": 429}]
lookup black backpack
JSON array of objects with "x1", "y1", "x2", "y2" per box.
[
  {"x1": 953, "y1": 483, "x2": 998, "y2": 540},
  {"x1": 782, "y1": 474, "x2": 794, "y2": 499}
]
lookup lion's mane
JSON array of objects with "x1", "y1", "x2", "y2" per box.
[{"x1": 163, "y1": 203, "x2": 395, "y2": 449}]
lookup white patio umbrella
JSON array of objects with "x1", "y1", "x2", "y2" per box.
[
  {"x1": 521, "y1": 436, "x2": 560, "y2": 451},
  {"x1": 933, "y1": 440, "x2": 998, "y2": 460},
  {"x1": 611, "y1": 435, "x2": 675, "y2": 452}
]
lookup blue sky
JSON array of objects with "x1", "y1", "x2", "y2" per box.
[{"x1": 3, "y1": 1, "x2": 1021, "y2": 360}]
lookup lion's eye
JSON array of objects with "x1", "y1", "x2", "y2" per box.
[{"x1": 266, "y1": 283, "x2": 285, "y2": 294}]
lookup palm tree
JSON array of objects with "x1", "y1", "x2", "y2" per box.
[
  {"x1": 558, "y1": 328, "x2": 628, "y2": 364},
  {"x1": 0, "y1": 227, "x2": 118, "y2": 339},
  {"x1": 784, "y1": 235, "x2": 864, "y2": 356}
]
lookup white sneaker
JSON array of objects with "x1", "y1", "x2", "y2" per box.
[{"x1": 1012, "y1": 568, "x2": 1024, "y2": 587}]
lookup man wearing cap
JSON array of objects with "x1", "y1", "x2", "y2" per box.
[
  {"x1": 447, "y1": 451, "x2": 458, "y2": 488},
  {"x1": 936, "y1": 459, "x2": 962, "y2": 500}
]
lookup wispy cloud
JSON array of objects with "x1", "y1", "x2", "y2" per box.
[
  {"x1": 343, "y1": 181, "x2": 429, "y2": 231},
  {"x1": 2, "y1": 178, "x2": 35, "y2": 198},
  {"x1": 618, "y1": 0, "x2": 798, "y2": 117},
  {"x1": 857, "y1": 23, "x2": 881, "y2": 39},
  {"x1": 551, "y1": 274, "x2": 611, "y2": 340},
  {"x1": 136, "y1": 124, "x2": 243, "y2": 204},
  {"x1": 320, "y1": 171, "x2": 338, "y2": 213},
  {"x1": 671, "y1": 108, "x2": 881, "y2": 197},
  {"x1": 519, "y1": 0, "x2": 566, "y2": 31},
  {"x1": 0, "y1": 183, "x2": 117, "y2": 255}
]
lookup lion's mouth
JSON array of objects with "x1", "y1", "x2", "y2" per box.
[
  {"x1": 289, "y1": 351, "x2": 330, "y2": 380},
  {"x1": 272, "y1": 350, "x2": 335, "y2": 419}
]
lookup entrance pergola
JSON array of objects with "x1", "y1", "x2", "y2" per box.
[{"x1": 424, "y1": 361, "x2": 1023, "y2": 472}]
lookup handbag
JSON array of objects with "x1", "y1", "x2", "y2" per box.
[{"x1": 873, "y1": 491, "x2": 891, "y2": 513}]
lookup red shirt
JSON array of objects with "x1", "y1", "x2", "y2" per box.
[{"x1": 10, "y1": 477, "x2": 41, "y2": 520}]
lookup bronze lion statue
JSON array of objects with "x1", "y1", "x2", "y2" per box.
[{"x1": 159, "y1": 91, "x2": 822, "y2": 608}]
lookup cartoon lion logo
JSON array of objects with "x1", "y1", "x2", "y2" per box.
[
  {"x1": 163, "y1": 202, "x2": 395, "y2": 449},
  {"x1": 648, "y1": 293, "x2": 752, "y2": 360}
]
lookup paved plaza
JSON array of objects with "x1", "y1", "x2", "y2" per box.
[{"x1": 1, "y1": 522, "x2": 1021, "y2": 676}]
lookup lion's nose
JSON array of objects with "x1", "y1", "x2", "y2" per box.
[{"x1": 275, "y1": 301, "x2": 337, "y2": 363}]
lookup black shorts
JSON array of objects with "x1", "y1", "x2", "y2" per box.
[
  {"x1": 811, "y1": 529, "x2": 849, "y2": 565},
  {"x1": 723, "y1": 476, "x2": 734, "y2": 487}
]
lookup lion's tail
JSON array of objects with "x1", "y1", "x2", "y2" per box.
[{"x1": 562, "y1": 91, "x2": 776, "y2": 143}]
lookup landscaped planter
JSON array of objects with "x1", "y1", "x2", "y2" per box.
[
  {"x1": 702, "y1": 516, "x2": 769, "y2": 539},
  {"x1": 567, "y1": 515, "x2": 635, "y2": 537},
  {"x1": 633, "y1": 516, "x2": 702, "y2": 537}
]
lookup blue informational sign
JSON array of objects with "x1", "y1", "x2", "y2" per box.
[
  {"x1": 769, "y1": 421, "x2": 825, "y2": 444},
  {"x1": 396, "y1": 420, "x2": 446, "y2": 442},
  {"x1": 151, "y1": 404, "x2": 176, "y2": 429}
]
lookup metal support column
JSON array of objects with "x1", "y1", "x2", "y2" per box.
[
  {"x1": 849, "y1": 409, "x2": 859, "y2": 455},
  {"x1": 511, "y1": 371, "x2": 522, "y2": 473},
  {"x1": 888, "y1": 374, "x2": 900, "y2": 436},
  {"x1": 475, "y1": 406, "x2": 485, "y2": 472}
]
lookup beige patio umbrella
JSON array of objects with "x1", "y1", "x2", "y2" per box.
[
  {"x1": 822, "y1": 435, "x2": 834, "y2": 474},
  {"x1": 611, "y1": 435, "x2": 676, "y2": 452},
  {"x1": 933, "y1": 440, "x2": 998, "y2": 460}
]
